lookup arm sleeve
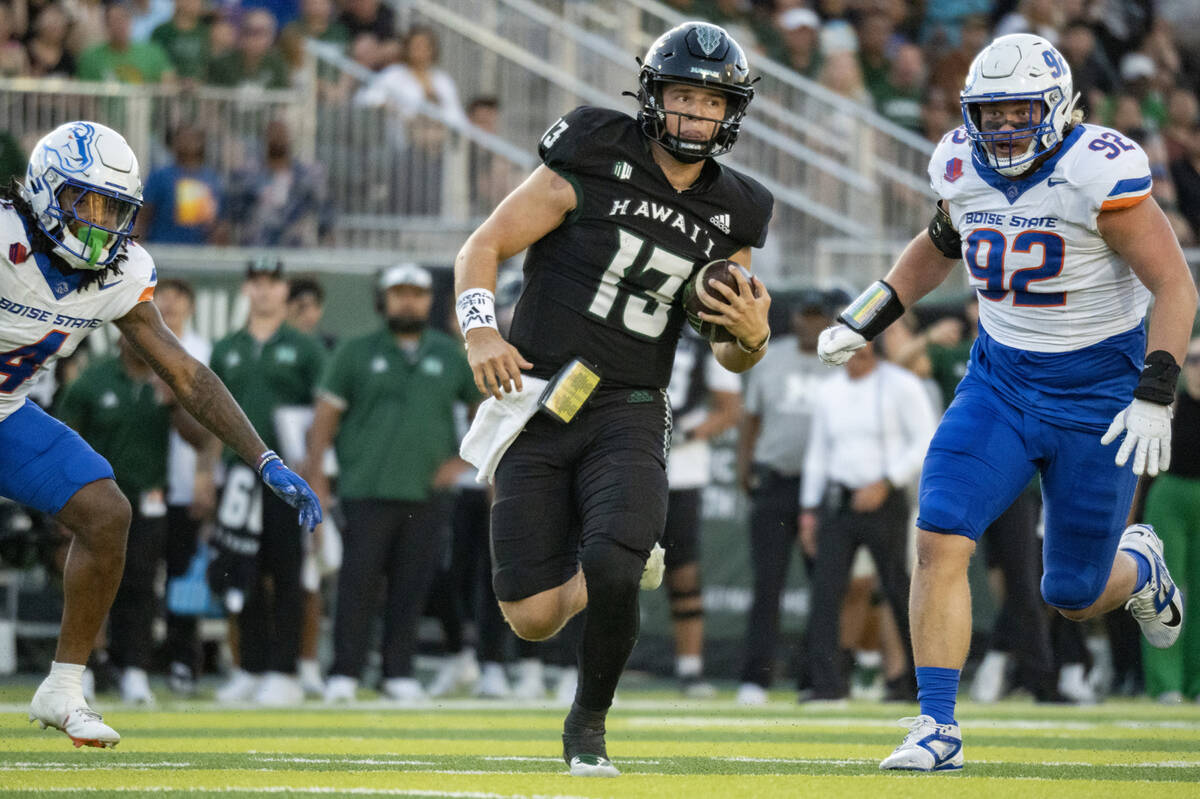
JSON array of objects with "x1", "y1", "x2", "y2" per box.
[
  {"x1": 884, "y1": 372, "x2": 938, "y2": 488},
  {"x1": 800, "y1": 401, "x2": 829, "y2": 509}
]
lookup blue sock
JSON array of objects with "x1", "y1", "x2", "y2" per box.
[
  {"x1": 916, "y1": 667, "x2": 960, "y2": 725},
  {"x1": 1125, "y1": 548, "x2": 1153, "y2": 592}
]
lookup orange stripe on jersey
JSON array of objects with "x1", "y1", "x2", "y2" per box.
[
  {"x1": 138, "y1": 285, "x2": 156, "y2": 302},
  {"x1": 1100, "y1": 193, "x2": 1150, "y2": 211}
]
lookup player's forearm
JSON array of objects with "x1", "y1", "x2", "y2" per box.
[
  {"x1": 453, "y1": 236, "x2": 500, "y2": 295},
  {"x1": 712, "y1": 341, "x2": 766, "y2": 373},
  {"x1": 171, "y1": 364, "x2": 269, "y2": 467},
  {"x1": 883, "y1": 232, "x2": 960, "y2": 308},
  {"x1": 1144, "y1": 272, "x2": 1198, "y2": 365}
]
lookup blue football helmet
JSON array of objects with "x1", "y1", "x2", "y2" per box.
[{"x1": 20, "y1": 121, "x2": 142, "y2": 270}]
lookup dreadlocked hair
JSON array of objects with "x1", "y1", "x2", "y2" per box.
[{"x1": 1, "y1": 178, "x2": 128, "y2": 291}]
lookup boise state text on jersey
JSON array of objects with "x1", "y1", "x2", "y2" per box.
[
  {"x1": 0, "y1": 203, "x2": 157, "y2": 420},
  {"x1": 507, "y1": 106, "x2": 774, "y2": 388}
]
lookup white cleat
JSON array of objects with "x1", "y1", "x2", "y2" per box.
[
  {"x1": 428, "y1": 648, "x2": 481, "y2": 698},
  {"x1": 120, "y1": 667, "x2": 156, "y2": 705},
  {"x1": 382, "y1": 677, "x2": 428, "y2": 704},
  {"x1": 736, "y1": 682, "x2": 768, "y2": 706},
  {"x1": 298, "y1": 659, "x2": 325, "y2": 698},
  {"x1": 254, "y1": 672, "x2": 304, "y2": 707},
  {"x1": 568, "y1": 754, "x2": 620, "y2": 777},
  {"x1": 473, "y1": 662, "x2": 512, "y2": 699},
  {"x1": 1121, "y1": 524, "x2": 1184, "y2": 649},
  {"x1": 323, "y1": 675, "x2": 358, "y2": 704},
  {"x1": 640, "y1": 543, "x2": 665, "y2": 590},
  {"x1": 215, "y1": 669, "x2": 260, "y2": 704},
  {"x1": 510, "y1": 658, "x2": 545, "y2": 701},
  {"x1": 969, "y1": 651, "x2": 1009, "y2": 704},
  {"x1": 879, "y1": 715, "x2": 964, "y2": 772},
  {"x1": 553, "y1": 667, "x2": 578, "y2": 707},
  {"x1": 29, "y1": 683, "x2": 120, "y2": 749}
]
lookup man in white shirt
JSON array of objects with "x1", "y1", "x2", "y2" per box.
[{"x1": 799, "y1": 341, "x2": 936, "y2": 701}]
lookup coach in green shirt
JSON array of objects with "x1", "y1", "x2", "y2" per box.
[{"x1": 305, "y1": 263, "x2": 479, "y2": 702}]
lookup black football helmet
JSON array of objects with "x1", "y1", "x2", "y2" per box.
[{"x1": 636, "y1": 22, "x2": 755, "y2": 163}]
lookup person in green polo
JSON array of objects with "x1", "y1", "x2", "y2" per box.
[
  {"x1": 208, "y1": 256, "x2": 325, "y2": 706},
  {"x1": 305, "y1": 262, "x2": 479, "y2": 702},
  {"x1": 57, "y1": 337, "x2": 212, "y2": 706}
]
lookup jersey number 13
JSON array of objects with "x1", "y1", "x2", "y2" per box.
[{"x1": 588, "y1": 228, "x2": 694, "y2": 339}]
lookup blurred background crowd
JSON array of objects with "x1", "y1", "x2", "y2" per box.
[{"x1": 0, "y1": 0, "x2": 1199, "y2": 710}]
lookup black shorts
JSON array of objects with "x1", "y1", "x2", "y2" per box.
[
  {"x1": 663, "y1": 488, "x2": 701, "y2": 569},
  {"x1": 490, "y1": 386, "x2": 670, "y2": 602}
]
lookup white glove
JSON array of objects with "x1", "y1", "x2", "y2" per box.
[
  {"x1": 1100, "y1": 398, "x2": 1173, "y2": 476},
  {"x1": 817, "y1": 324, "x2": 868, "y2": 366}
]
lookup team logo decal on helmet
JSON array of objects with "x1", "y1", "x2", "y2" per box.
[
  {"x1": 635, "y1": 21, "x2": 756, "y2": 163},
  {"x1": 20, "y1": 120, "x2": 142, "y2": 272},
  {"x1": 960, "y1": 34, "x2": 1079, "y2": 177}
]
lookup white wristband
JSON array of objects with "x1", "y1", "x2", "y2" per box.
[{"x1": 456, "y1": 288, "x2": 498, "y2": 336}]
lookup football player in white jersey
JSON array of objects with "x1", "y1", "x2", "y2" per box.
[
  {"x1": 0, "y1": 121, "x2": 322, "y2": 748},
  {"x1": 818, "y1": 35, "x2": 1197, "y2": 771}
]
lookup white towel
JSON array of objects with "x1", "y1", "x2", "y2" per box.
[{"x1": 459, "y1": 377, "x2": 548, "y2": 484}]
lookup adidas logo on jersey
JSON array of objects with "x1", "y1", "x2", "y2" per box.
[{"x1": 709, "y1": 213, "x2": 730, "y2": 234}]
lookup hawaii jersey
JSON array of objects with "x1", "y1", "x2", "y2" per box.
[
  {"x1": 508, "y1": 106, "x2": 774, "y2": 388},
  {"x1": 929, "y1": 123, "x2": 1152, "y2": 354},
  {"x1": 0, "y1": 204, "x2": 157, "y2": 421}
]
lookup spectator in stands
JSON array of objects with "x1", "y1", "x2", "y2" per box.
[
  {"x1": 919, "y1": 0, "x2": 990, "y2": 51},
  {"x1": 304, "y1": 264, "x2": 478, "y2": 703},
  {"x1": 735, "y1": 291, "x2": 831, "y2": 705},
  {"x1": 76, "y1": 1, "x2": 174, "y2": 84},
  {"x1": 0, "y1": 3, "x2": 30, "y2": 76},
  {"x1": 1171, "y1": 99, "x2": 1200, "y2": 243},
  {"x1": 818, "y1": 49, "x2": 868, "y2": 105},
  {"x1": 1118, "y1": 52, "x2": 1167, "y2": 132},
  {"x1": 25, "y1": 3, "x2": 76, "y2": 79},
  {"x1": 1140, "y1": 336, "x2": 1200, "y2": 704},
  {"x1": 466, "y1": 96, "x2": 520, "y2": 217},
  {"x1": 208, "y1": 12, "x2": 237, "y2": 63},
  {"x1": 150, "y1": 0, "x2": 210, "y2": 82},
  {"x1": 994, "y1": 0, "x2": 1063, "y2": 44},
  {"x1": 152, "y1": 278, "x2": 216, "y2": 697},
  {"x1": 65, "y1": 0, "x2": 107, "y2": 57},
  {"x1": 775, "y1": 7, "x2": 822, "y2": 79},
  {"x1": 1059, "y1": 19, "x2": 1119, "y2": 115},
  {"x1": 928, "y1": 15, "x2": 990, "y2": 117},
  {"x1": 337, "y1": 0, "x2": 398, "y2": 63},
  {"x1": 224, "y1": 118, "x2": 331, "y2": 247},
  {"x1": 355, "y1": 25, "x2": 467, "y2": 215},
  {"x1": 799, "y1": 340, "x2": 935, "y2": 702},
  {"x1": 874, "y1": 42, "x2": 925, "y2": 132},
  {"x1": 282, "y1": 0, "x2": 348, "y2": 98},
  {"x1": 856, "y1": 11, "x2": 896, "y2": 103},
  {"x1": 128, "y1": 0, "x2": 174, "y2": 44},
  {"x1": 136, "y1": 123, "x2": 223, "y2": 245},
  {"x1": 1110, "y1": 92, "x2": 1191, "y2": 243},
  {"x1": 1163, "y1": 87, "x2": 1200, "y2": 164},
  {"x1": 919, "y1": 84, "x2": 956, "y2": 144},
  {"x1": 207, "y1": 8, "x2": 289, "y2": 89},
  {"x1": 0, "y1": 130, "x2": 25, "y2": 185}
]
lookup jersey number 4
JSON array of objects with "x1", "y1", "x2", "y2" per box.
[
  {"x1": 0, "y1": 330, "x2": 69, "y2": 393},
  {"x1": 964, "y1": 229, "x2": 1066, "y2": 307},
  {"x1": 588, "y1": 229, "x2": 695, "y2": 339}
]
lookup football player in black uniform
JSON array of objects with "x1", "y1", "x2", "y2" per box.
[{"x1": 454, "y1": 21, "x2": 774, "y2": 776}]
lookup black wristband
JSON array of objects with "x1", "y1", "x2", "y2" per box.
[
  {"x1": 1132, "y1": 350, "x2": 1180, "y2": 405},
  {"x1": 837, "y1": 280, "x2": 905, "y2": 341}
]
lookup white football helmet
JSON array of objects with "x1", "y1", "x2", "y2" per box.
[
  {"x1": 20, "y1": 121, "x2": 142, "y2": 270},
  {"x1": 960, "y1": 34, "x2": 1079, "y2": 177}
]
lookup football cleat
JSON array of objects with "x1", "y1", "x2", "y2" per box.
[
  {"x1": 879, "y1": 715, "x2": 963, "y2": 772},
  {"x1": 564, "y1": 722, "x2": 619, "y2": 777},
  {"x1": 1121, "y1": 524, "x2": 1184, "y2": 649},
  {"x1": 29, "y1": 683, "x2": 120, "y2": 749},
  {"x1": 323, "y1": 675, "x2": 358, "y2": 704},
  {"x1": 119, "y1": 667, "x2": 156, "y2": 705}
]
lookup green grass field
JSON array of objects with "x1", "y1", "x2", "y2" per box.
[{"x1": 2, "y1": 682, "x2": 1199, "y2": 798}]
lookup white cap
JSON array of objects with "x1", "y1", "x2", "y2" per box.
[
  {"x1": 779, "y1": 7, "x2": 820, "y2": 31},
  {"x1": 1120, "y1": 53, "x2": 1156, "y2": 81},
  {"x1": 380, "y1": 262, "x2": 432, "y2": 291}
]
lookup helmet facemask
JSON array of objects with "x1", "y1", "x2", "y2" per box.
[
  {"x1": 962, "y1": 88, "x2": 1074, "y2": 177},
  {"x1": 44, "y1": 176, "x2": 140, "y2": 269},
  {"x1": 638, "y1": 74, "x2": 752, "y2": 163}
]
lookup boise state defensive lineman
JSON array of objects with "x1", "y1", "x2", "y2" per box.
[
  {"x1": 0, "y1": 121, "x2": 321, "y2": 747},
  {"x1": 455, "y1": 22, "x2": 773, "y2": 776},
  {"x1": 818, "y1": 34, "x2": 1198, "y2": 771}
]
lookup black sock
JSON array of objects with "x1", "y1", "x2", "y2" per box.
[
  {"x1": 575, "y1": 542, "x2": 643, "y2": 711},
  {"x1": 562, "y1": 702, "x2": 609, "y2": 763}
]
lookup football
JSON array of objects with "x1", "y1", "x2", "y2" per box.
[{"x1": 681, "y1": 259, "x2": 755, "y2": 343}]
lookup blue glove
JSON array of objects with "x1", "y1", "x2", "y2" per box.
[{"x1": 258, "y1": 451, "x2": 323, "y2": 531}]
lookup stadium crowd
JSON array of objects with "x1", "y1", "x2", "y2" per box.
[{"x1": 1, "y1": 0, "x2": 1199, "y2": 711}]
